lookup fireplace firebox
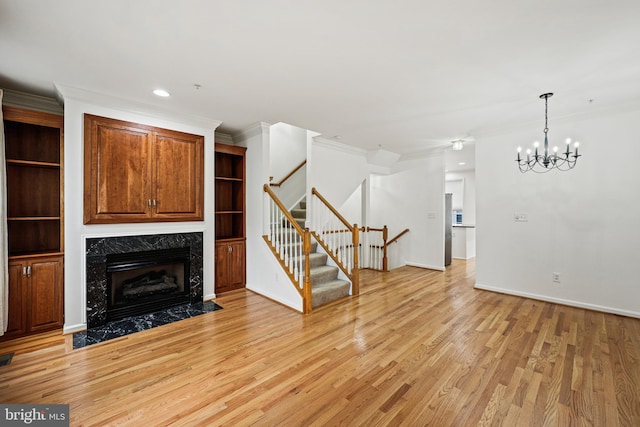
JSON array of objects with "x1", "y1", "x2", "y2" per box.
[{"x1": 106, "y1": 247, "x2": 191, "y2": 321}]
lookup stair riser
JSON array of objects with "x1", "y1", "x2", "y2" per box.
[
  {"x1": 310, "y1": 266, "x2": 340, "y2": 284},
  {"x1": 311, "y1": 280, "x2": 351, "y2": 308}
]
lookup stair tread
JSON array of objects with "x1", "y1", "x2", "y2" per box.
[
  {"x1": 309, "y1": 265, "x2": 339, "y2": 275},
  {"x1": 291, "y1": 208, "x2": 306, "y2": 218},
  {"x1": 312, "y1": 278, "x2": 350, "y2": 290},
  {"x1": 311, "y1": 279, "x2": 351, "y2": 308}
]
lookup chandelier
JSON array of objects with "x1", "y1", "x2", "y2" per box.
[{"x1": 516, "y1": 93, "x2": 581, "y2": 173}]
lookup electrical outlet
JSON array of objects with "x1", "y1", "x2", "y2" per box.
[
  {"x1": 514, "y1": 212, "x2": 528, "y2": 222},
  {"x1": 552, "y1": 272, "x2": 561, "y2": 283}
]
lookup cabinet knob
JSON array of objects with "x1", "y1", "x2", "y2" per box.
[
  {"x1": 228, "y1": 245, "x2": 232, "y2": 253},
  {"x1": 23, "y1": 267, "x2": 27, "y2": 277},
  {"x1": 27, "y1": 266, "x2": 31, "y2": 277},
  {"x1": 148, "y1": 199, "x2": 152, "y2": 208}
]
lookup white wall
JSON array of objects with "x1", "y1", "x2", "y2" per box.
[
  {"x1": 339, "y1": 183, "x2": 363, "y2": 226},
  {"x1": 57, "y1": 85, "x2": 220, "y2": 333},
  {"x1": 235, "y1": 123, "x2": 303, "y2": 311},
  {"x1": 370, "y1": 153, "x2": 446, "y2": 270},
  {"x1": 476, "y1": 107, "x2": 640, "y2": 318},
  {"x1": 269, "y1": 122, "x2": 307, "y2": 182},
  {"x1": 307, "y1": 138, "x2": 369, "y2": 211}
]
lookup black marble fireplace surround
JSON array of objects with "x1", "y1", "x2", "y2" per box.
[{"x1": 86, "y1": 232, "x2": 203, "y2": 329}]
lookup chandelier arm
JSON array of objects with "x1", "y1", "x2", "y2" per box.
[{"x1": 515, "y1": 92, "x2": 581, "y2": 173}]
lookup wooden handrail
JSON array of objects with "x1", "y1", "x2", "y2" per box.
[
  {"x1": 263, "y1": 184, "x2": 305, "y2": 235},
  {"x1": 263, "y1": 184, "x2": 312, "y2": 313},
  {"x1": 310, "y1": 187, "x2": 359, "y2": 295},
  {"x1": 269, "y1": 160, "x2": 306, "y2": 187},
  {"x1": 385, "y1": 228, "x2": 410, "y2": 248},
  {"x1": 311, "y1": 187, "x2": 353, "y2": 231}
]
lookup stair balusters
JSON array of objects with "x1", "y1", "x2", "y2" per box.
[{"x1": 263, "y1": 185, "x2": 312, "y2": 312}]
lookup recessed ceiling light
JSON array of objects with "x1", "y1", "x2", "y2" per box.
[
  {"x1": 458, "y1": 162, "x2": 466, "y2": 166},
  {"x1": 153, "y1": 89, "x2": 170, "y2": 97}
]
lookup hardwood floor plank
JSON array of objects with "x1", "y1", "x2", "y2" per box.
[{"x1": 0, "y1": 259, "x2": 639, "y2": 426}]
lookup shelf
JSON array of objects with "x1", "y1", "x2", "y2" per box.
[
  {"x1": 215, "y1": 176, "x2": 243, "y2": 182},
  {"x1": 6, "y1": 159, "x2": 61, "y2": 168},
  {"x1": 215, "y1": 211, "x2": 243, "y2": 215},
  {"x1": 4, "y1": 118, "x2": 61, "y2": 164},
  {"x1": 8, "y1": 220, "x2": 61, "y2": 255},
  {"x1": 8, "y1": 217, "x2": 61, "y2": 221},
  {"x1": 9, "y1": 251, "x2": 64, "y2": 260}
]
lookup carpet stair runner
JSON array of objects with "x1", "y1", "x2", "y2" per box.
[{"x1": 289, "y1": 199, "x2": 351, "y2": 308}]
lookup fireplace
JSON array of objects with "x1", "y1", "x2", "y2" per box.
[
  {"x1": 86, "y1": 232, "x2": 203, "y2": 328},
  {"x1": 106, "y1": 247, "x2": 191, "y2": 321}
]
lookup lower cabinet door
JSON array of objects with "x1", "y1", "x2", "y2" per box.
[
  {"x1": 3, "y1": 256, "x2": 63, "y2": 339},
  {"x1": 227, "y1": 241, "x2": 246, "y2": 290},
  {"x1": 5, "y1": 262, "x2": 27, "y2": 337},
  {"x1": 215, "y1": 240, "x2": 245, "y2": 293},
  {"x1": 28, "y1": 257, "x2": 64, "y2": 332}
]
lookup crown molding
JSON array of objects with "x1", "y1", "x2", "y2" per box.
[
  {"x1": 55, "y1": 83, "x2": 221, "y2": 130},
  {"x1": 214, "y1": 132, "x2": 234, "y2": 145},
  {"x1": 313, "y1": 136, "x2": 368, "y2": 155},
  {"x1": 233, "y1": 122, "x2": 271, "y2": 143},
  {"x1": 1, "y1": 88, "x2": 63, "y2": 115}
]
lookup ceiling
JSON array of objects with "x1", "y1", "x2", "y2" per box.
[{"x1": 1, "y1": 0, "x2": 639, "y2": 155}]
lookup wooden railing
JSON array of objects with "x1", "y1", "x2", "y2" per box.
[
  {"x1": 269, "y1": 160, "x2": 307, "y2": 187},
  {"x1": 263, "y1": 184, "x2": 313, "y2": 313},
  {"x1": 360, "y1": 227, "x2": 410, "y2": 272},
  {"x1": 310, "y1": 187, "x2": 359, "y2": 295},
  {"x1": 361, "y1": 226, "x2": 388, "y2": 272},
  {"x1": 386, "y1": 228, "x2": 410, "y2": 247}
]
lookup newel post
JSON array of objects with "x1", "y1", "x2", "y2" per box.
[
  {"x1": 303, "y1": 227, "x2": 313, "y2": 314},
  {"x1": 382, "y1": 225, "x2": 388, "y2": 272},
  {"x1": 352, "y1": 224, "x2": 359, "y2": 296}
]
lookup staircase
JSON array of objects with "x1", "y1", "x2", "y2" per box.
[{"x1": 290, "y1": 199, "x2": 351, "y2": 308}]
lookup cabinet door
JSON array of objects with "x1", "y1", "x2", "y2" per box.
[
  {"x1": 153, "y1": 132, "x2": 204, "y2": 220},
  {"x1": 227, "y1": 241, "x2": 246, "y2": 290},
  {"x1": 27, "y1": 257, "x2": 63, "y2": 332},
  {"x1": 215, "y1": 242, "x2": 232, "y2": 293},
  {"x1": 215, "y1": 241, "x2": 246, "y2": 293},
  {"x1": 84, "y1": 115, "x2": 153, "y2": 223},
  {"x1": 84, "y1": 114, "x2": 204, "y2": 224},
  {"x1": 4, "y1": 262, "x2": 27, "y2": 337}
]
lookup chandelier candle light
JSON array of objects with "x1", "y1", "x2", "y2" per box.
[{"x1": 516, "y1": 93, "x2": 581, "y2": 173}]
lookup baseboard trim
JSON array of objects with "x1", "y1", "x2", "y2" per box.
[
  {"x1": 63, "y1": 324, "x2": 87, "y2": 334},
  {"x1": 203, "y1": 293, "x2": 216, "y2": 301},
  {"x1": 246, "y1": 284, "x2": 302, "y2": 312},
  {"x1": 405, "y1": 262, "x2": 445, "y2": 272},
  {"x1": 474, "y1": 283, "x2": 640, "y2": 319}
]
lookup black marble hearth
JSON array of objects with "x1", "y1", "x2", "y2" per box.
[
  {"x1": 86, "y1": 232, "x2": 203, "y2": 328},
  {"x1": 73, "y1": 301, "x2": 222, "y2": 349}
]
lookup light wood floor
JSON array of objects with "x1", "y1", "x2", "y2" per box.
[{"x1": 1, "y1": 259, "x2": 639, "y2": 426}]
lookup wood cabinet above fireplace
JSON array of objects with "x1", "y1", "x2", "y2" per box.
[{"x1": 84, "y1": 114, "x2": 204, "y2": 224}]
